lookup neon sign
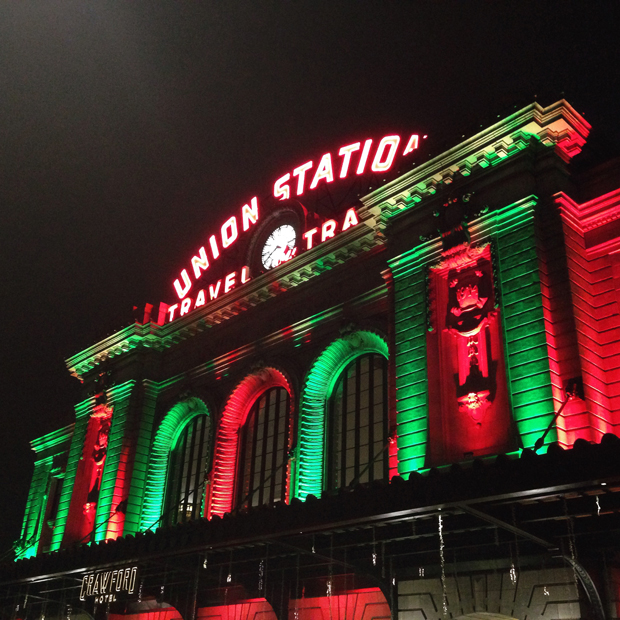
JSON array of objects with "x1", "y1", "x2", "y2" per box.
[
  {"x1": 166, "y1": 132, "x2": 422, "y2": 324},
  {"x1": 274, "y1": 134, "x2": 420, "y2": 200},
  {"x1": 164, "y1": 207, "x2": 360, "y2": 324},
  {"x1": 173, "y1": 197, "x2": 259, "y2": 300},
  {"x1": 166, "y1": 266, "x2": 251, "y2": 322},
  {"x1": 302, "y1": 207, "x2": 358, "y2": 250},
  {"x1": 80, "y1": 566, "x2": 138, "y2": 604}
]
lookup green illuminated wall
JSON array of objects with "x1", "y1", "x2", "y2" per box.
[
  {"x1": 139, "y1": 396, "x2": 211, "y2": 532},
  {"x1": 487, "y1": 197, "x2": 557, "y2": 448},
  {"x1": 388, "y1": 241, "x2": 441, "y2": 478},
  {"x1": 388, "y1": 196, "x2": 556, "y2": 477},
  {"x1": 18, "y1": 423, "x2": 73, "y2": 557},
  {"x1": 16, "y1": 457, "x2": 52, "y2": 559},
  {"x1": 124, "y1": 380, "x2": 159, "y2": 536},
  {"x1": 49, "y1": 400, "x2": 92, "y2": 551},
  {"x1": 296, "y1": 330, "x2": 388, "y2": 500}
]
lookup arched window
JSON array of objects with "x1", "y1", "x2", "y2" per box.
[
  {"x1": 236, "y1": 386, "x2": 291, "y2": 509},
  {"x1": 165, "y1": 414, "x2": 211, "y2": 525},
  {"x1": 297, "y1": 331, "x2": 390, "y2": 500},
  {"x1": 140, "y1": 398, "x2": 212, "y2": 533},
  {"x1": 208, "y1": 368, "x2": 293, "y2": 518},
  {"x1": 328, "y1": 353, "x2": 389, "y2": 489}
]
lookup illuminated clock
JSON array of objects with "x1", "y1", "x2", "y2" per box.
[{"x1": 261, "y1": 224, "x2": 297, "y2": 270}]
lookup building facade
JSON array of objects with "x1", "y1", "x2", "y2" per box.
[{"x1": 3, "y1": 100, "x2": 620, "y2": 620}]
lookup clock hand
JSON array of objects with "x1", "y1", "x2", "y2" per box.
[{"x1": 264, "y1": 245, "x2": 279, "y2": 262}]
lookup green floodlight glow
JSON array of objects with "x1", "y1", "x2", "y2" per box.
[
  {"x1": 30, "y1": 425, "x2": 74, "y2": 453},
  {"x1": 388, "y1": 196, "x2": 557, "y2": 479},
  {"x1": 296, "y1": 330, "x2": 388, "y2": 500},
  {"x1": 139, "y1": 397, "x2": 211, "y2": 532},
  {"x1": 16, "y1": 457, "x2": 52, "y2": 559},
  {"x1": 388, "y1": 240, "x2": 438, "y2": 478},
  {"x1": 122, "y1": 380, "x2": 159, "y2": 536},
  {"x1": 491, "y1": 197, "x2": 557, "y2": 448},
  {"x1": 16, "y1": 426, "x2": 74, "y2": 559},
  {"x1": 49, "y1": 398, "x2": 94, "y2": 552}
]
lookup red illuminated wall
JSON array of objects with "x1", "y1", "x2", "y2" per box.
[
  {"x1": 196, "y1": 599, "x2": 276, "y2": 620},
  {"x1": 426, "y1": 244, "x2": 514, "y2": 464},
  {"x1": 62, "y1": 404, "x2": 112, "y2": 546},
  {"x1": 109, "y1": 609, "x2": 182, "y2": 620},
  {"x1": 289, "y1": 589, "x2": 390, "y2": 620},
  {"x1": 207, "y1": 368, "x2": 293, "y2": 518},
  {"x1": 193, "y1": 590, "x2": 389, "y2": 620},
  {"x1": 557, "y1": 189, "x2": 620, "y2": 439},
  {"x1": 537, "y1": 201, "x2": 589, "y2": 447}
]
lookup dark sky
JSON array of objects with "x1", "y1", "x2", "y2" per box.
[{"x1": 1, "y1": 2, "x2": 619, "y2": 555}]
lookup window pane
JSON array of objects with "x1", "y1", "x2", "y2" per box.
[
  {"x1": 237, "y1": 386, "x2": 290, "y2": 510},
  {"x1": 330, "y1": 354, "x2": 388, "y2": 490},
  {"x1": 167, "y1": 414, "x2": 211, "y2": 525}
]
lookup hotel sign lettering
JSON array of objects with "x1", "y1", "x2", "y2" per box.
[{"x1": 79, "y1": 566, "x2": 138, "y2": 604}]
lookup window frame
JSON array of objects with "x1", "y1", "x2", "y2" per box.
[
  {"x1": 164, "y1": 413, "x2": 211, "y2": 526},
  {"x1": 235, "y1": 386, "x2": 292, "y2": 510},
  {"x1": 327, "y1": 352, "x2": 389, "y2": 490}
]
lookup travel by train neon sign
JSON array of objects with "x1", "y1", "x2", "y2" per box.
[{"x1": 163, "y1": 133, "x2": 422, "y2": 324}]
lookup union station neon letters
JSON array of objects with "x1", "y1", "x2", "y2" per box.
[
  {"x1": 274, "y1": 134, "x2": 419, "y2": 199},
  {"x1": 164, "y1": 207, "x2": 360, "y2": 323},
  {"x1": 170, "y1": 133, "x2": 420, "y2": 308}
]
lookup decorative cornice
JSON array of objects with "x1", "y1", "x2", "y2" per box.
[
  {"x1": 65, "y1": 324, "x2": 162, "y2": 381},
  {"x1": 66, "y1": 206, "x2": 385, "y2": 381},
  {"x1": 363, "y1": 100, "x2": 590, "y2": 226},
  {"x1": 30, "y1": 424, "x2": 74, "y2": 454},
  {"x1": 556, "y1": 188, "x2": 620, "y2": 234},
  {"x1": 65, "y1": 101, "x2": 588, "y2": 381}
]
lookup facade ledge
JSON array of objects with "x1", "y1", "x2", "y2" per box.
[
  {"x1": 363, "y1": 100, "x2": 590, "y2": 225},
  {"x1": 66, "y1": 206, "x2": 383, "y2": 380}
]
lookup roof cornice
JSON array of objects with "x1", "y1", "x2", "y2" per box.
[
  {"x1": 362, "y1": 100, "x2": 590, "y2": 223},
  {"x1": 66, "y1": 205, "x2": 383, "y2": 380}
]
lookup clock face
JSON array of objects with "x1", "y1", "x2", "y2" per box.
[{"x1": 261, "y1": 224, "x2": 297, "y2": 270}]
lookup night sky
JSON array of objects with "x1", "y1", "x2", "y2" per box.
[{"x1": 1, "y1": 2, "x2": 619, "y2": 556}]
